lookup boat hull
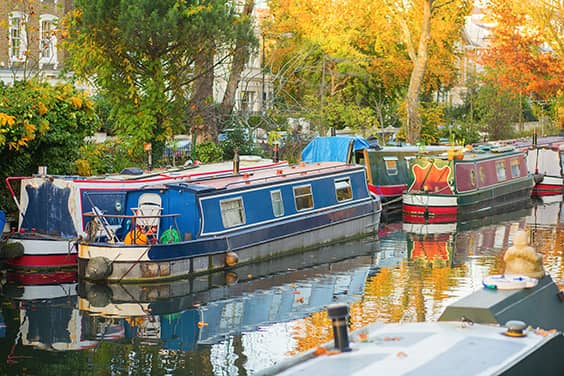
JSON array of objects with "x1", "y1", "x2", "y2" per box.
[
  {"x1": 3, "y1": 237, "x2": 77, "y2": 269},
  {"x1": 78, "y1": 205, "x2": 380, "y2": 282},
  {"x1": 403, "y1": 177, "x2": 534, "y2": 223},
  {"x1": 532, "y1": 175, "x2": 564, "y2": 196}
]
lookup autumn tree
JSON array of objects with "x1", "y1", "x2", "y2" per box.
[
  {"x1": 480, "y1": 0, "x2": 564, "y2": 130},
  {"x1": 0, "y1": 80, "x2": 97, "y2": 209},
  {"x1": 387, "y1": 0, "x2": 471, "y2": 144},
  {"x1": 266, "y1": 0, "x2": 470, "y2": 141},
  {"x1": 65, "y1": 0, "x2": 256, "y2": 149}
]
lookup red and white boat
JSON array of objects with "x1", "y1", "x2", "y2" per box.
[
  {"x1": 402, "y1": 145, "x2": 534, "y2": 223},
  {"x1": 3, "y1": 157, "x2": 286, "y2": 269},
  {"x1": 526, "y1": 141, "x2": 564, "y2": 196}
]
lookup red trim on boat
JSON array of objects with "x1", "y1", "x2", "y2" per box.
[
  {"x1": 4, "y1": 254, "x2": 77, "y2": 269},
  {"x1": 532, "y1": 184, "x2": 564, "y2": 196},
  {"x1": 370, "y1": 184, "x2": 406, "y2": 197}
]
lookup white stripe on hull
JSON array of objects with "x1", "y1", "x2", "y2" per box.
[
  {"x1": 402, "y1": 193, "x2": 457, "y2": 207},
  {"x1": 79, "y1": 244, "x2": 151, "y2": 262},
  {"x1": 9, "y1": 238, "x2": 77, "y2": 255}
]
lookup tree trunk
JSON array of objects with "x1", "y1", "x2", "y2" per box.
[
  {"x1": 190, "y1": 45, "x2": 218, "y2": 143},
  {"x1": 219, "y1": 0, "x2": 255, "y2": 123},
  {"x1": 406, "y1": 0, "x2": 432, "y2": 144}
]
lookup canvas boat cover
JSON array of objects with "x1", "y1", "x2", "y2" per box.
[{"x1": 301, "y1": 136, "x2": 371, "y2": 163}]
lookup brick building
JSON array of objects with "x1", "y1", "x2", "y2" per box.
[{"x1": 0, "y1": 0, "x2": 73, "y2": 83}]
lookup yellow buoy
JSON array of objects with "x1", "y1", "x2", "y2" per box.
[{"x1": 225, "y1": 251, "x2": 239, "y2": 266}]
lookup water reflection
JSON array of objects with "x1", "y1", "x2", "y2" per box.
[{"x1": 0, "y1": 198, "x2": 562, "y2": 375}]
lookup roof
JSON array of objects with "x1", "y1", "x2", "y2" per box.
[{"x1": 301, "y1": 136, "x2": 371, "y2": 163}]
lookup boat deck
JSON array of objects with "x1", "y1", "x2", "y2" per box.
[
  {"x1": 272, "y1": 321, "x2": 562, "y2": 376},
  {"x1": 182, "y1": 162, "x2": 354, "y2": 190}
]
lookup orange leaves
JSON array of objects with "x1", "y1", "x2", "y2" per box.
[
  {"x1": 481, "y1": 0, "x2": 564, "y2": 99},
  {"x1": 0, "y1": 113, "x2": 16, "y2": 127}
]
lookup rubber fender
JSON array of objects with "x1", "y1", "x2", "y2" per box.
[
  {"x1": 0, "y1": 241, "x2": 24, "y2": 259},
  {"x1": 85, "y1": 256, "x2": 113, "y2": 281}
]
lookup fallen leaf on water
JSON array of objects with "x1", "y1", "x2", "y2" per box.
[
  {"x1": 295, "y1": 297, "x2": 305, "y2": 303},
  {"x1": 384, "y1": 336, "x2": 401, "y2": 341},
  {"x1": 535, "y1": 328, "x2": 557, "y2": 337},
  {"x1": 356, "y1": 332, "x2": 369, "y2": 342},
  {"x1": 396, "y1": 351, "x2": 408, "y2": 358},
  {"x1": 198, "y1": 321, "x2": 208, "y2": 328}
]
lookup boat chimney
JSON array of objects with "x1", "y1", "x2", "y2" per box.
[
  {"x1": 38, "y1": 166, "x2": 47, "y2": 176},
  {"x1": 327, "y1": 303, "x2": 351, "y2": 352},
  {"x1": 532, "y1": 129, "x2": 537, "y2": 147},
  {"x1": 272, "y1": 142, "x2": 280, "y2": 163},
  {"x1": 330, "y1": 127, "x2": 336, "y2": 136},
  {"x1": 233, "y1": 148, "x2": 240, "y2": 175}
]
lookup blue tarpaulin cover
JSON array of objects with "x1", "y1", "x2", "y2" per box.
[
  {"x1": 0, "y1": 210, "x2": 5, "y2": 232},
  {"x1": 301, "y1": 136, "x2": 370, "y2": 163}
]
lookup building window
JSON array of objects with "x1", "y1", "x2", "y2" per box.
[
  {"x1": 9, "y1": 12, "x2": 27, "y2": 63},
  {"x1": 384, "y1": 157, "x2": 398, "y2": 175},
  {"x1": 220, "y1": 197, "x2": 245, "y2": 228},
  {"x1": 39, "y1": 15, "x2": 58, "y2": 67},
  {"x1": 496, "y1": 161, "x2": 507, "y2": 181},
  {"x1": 294, "y1": 185, "x2": 313, "y2": 211},
  {"x1": 240, "y1": 91, "x2": 255, "y2": 113},
  {"x1": 271, "y1": 190, "x2": 284, "y2": 217},
  {"x1": 510, "y1": 158, "x2": 520, "y2": 177},
  {"x1": 335, "y1": 178, "x2": 352, "y2": 202}
]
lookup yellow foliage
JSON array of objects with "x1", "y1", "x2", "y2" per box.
[
  {"x1": 0, "y1": 113, "x2": 16, "y2": 126},
  {"x1": 38, "y1": 102, "x2": 48, "y2": 115},
  {"x1": 70, "y1": 96, "x2": 83, "y2": 109}
]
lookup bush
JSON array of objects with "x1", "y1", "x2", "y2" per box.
[{"x1": 193, "y1": 141, "x2": 223, "y2": 163}]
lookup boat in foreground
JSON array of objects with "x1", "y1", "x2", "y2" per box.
[
  {"x1": 78, "y1": 161, "x2": 382, "y2": 282},
  {"x1": 2, "y1": 157, "x2": 287, "y2": 269},
  {"x1": 403, "y1": 145, "x2": 534, "y2": 223},
  {"x1": 260, "y1": 273, "x2": 564, "y2": 376}
]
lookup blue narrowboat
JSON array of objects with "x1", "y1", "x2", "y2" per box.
[
  {"x1": 78, "y1": 161, "x2": 382, "y2": 282},
  {"x1": 2, "y1": 158, "x2": 286, "y2": 269}
]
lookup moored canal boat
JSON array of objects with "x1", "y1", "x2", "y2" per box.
[
  {"x1": 402, "y1": 146, "x2": 535, "y2": 223},
  {"x1": 301, "y1": 136, "x2": 450, "y2": 207},
  {"x1": 78, "y1": 161, "x2": 382, "y2": 282},
  {"x1": 526, "y1": 141, "x2": 564, "y2": 196},
  {"x1": 1, "y1": 158, "x2": 287, "y2": 269}
]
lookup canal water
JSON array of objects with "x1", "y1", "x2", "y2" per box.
[{"x1": 0, "y1": 197, "x2": 562, "y2": 375}]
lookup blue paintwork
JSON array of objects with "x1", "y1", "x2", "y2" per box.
[{"x1": 109, "y1": 165, "x2": 377, "y2": 262}]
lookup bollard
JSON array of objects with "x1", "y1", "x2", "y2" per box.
[{"x1": 327, "y1": 303, "x2": 351, "y2": 352}]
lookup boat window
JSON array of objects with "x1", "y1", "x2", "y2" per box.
[
  {"x1": 335, "y1": 178, "x2": 353, "y2": 202},
  {"x1": 294, "y1": 185, "x2": 314, "y2": 211},
  {"x1": 384, "y1": 157, "x2": 398, "y2": 175},
  {"x1": 510, "y1": 158, "x2": 520, "y2": 177},
  {"x1": 220, "y1": 197, "x2": 246, "y2": 228},
  {"x1": 479, "y1": 166, "x2": 486, "y2": 184},
  {"x1": 496, "y1": 161, "x2": 507, "y2": 181},
  {"x1": 470, "y1": 169, "x2": 476, "y2": 187},
  {"x1": 271, "y1": 190, "x2": 284, "y2": 217}
]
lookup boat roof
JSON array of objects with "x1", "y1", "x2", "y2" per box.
[
  {"x1": 301, "y1": 136, "x2": 372, "y2": 162},
  {"x1": 272, "y1": 321, "x2": 560, "y2": 376},
  {"x1": 166, "y1": 162, "x2": 360, "y2": 192}
]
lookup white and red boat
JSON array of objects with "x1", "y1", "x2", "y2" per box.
[
  {"x1": 526, "y1": 141, "x2": 564, "y2": 196},
  {"x1": 402, "y1": 145, "x2": 534, "y2": 223},
  {"x1": 2, "y1": 157, "x2": 287, "y2": 269}
]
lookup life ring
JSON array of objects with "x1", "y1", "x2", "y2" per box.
[{"x1": 482, "y1": 274, "x2": 538, "y2": 290}]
